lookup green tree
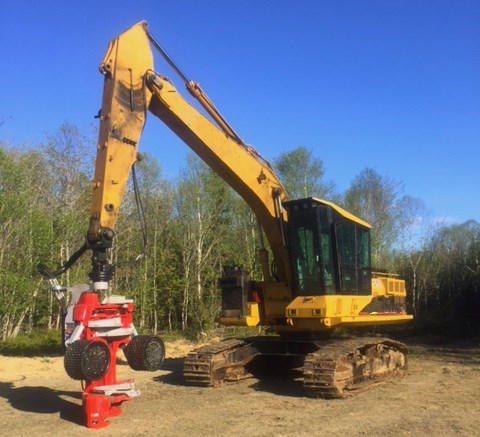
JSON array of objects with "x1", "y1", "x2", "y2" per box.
[
  {"x1": 273, "y1": 146, "x2": 335, "y2": 199},
  {"x1": 0, "y1": 146, "x2": 53, "y2": 338},
  {"x1": 113, "y1": 153, "x2": 180, "y2": 333},
  {"x1": 343, "y1": 167, "x2": 417, "y2": 268},
  {"x1": 41, "y1": 123, "x2": 93, "y2": 328},
  {"x1": 174, "y1": 155, "x2": 238, "y2": 335},
  {"x1": 393, "y1": 218, "x2": 480, "y2": 337}
]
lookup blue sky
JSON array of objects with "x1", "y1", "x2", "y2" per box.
[{"x1": 1, "y1": 1, "x2": 479, "y2": 223}]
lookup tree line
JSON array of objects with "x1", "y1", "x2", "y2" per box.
[{"x1": 0, "y1": 123, "x2": 478, "y2": 340}]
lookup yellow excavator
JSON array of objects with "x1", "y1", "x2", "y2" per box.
[{"x1": 53, "y1": 21, "x2": 413, "y2": 398}]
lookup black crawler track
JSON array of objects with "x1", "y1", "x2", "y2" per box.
[
  {"x1": 183, "y1": 339, "x2": 256, "y2": 386},
  {"x1": 183, "y1": 336, "x2": 408, "y2": 397},
  {"x1": 303, "y1": 337, "x2": 408, "y2": 398}
]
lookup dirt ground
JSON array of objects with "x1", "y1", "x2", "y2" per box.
[{"x1": 1, "y1": 337, "x2": 480, "y2": 436}]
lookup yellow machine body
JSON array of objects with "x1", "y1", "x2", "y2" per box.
[{"x1": 90, "y1": 21, "x2": 412, "y2": 335}]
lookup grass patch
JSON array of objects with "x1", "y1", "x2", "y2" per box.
[
  {"x1": 132, "y1": 328, "x2": 191, "y2": 343},
  {"x1": 0, "y1": 330, "x2": 63, "y2": 357},
  {"x1": 155, "y1": 330, "x2": 190, "y2": 342},
  {"x1": 0, "y1": 326, "x2": 310, "y2": 357}
]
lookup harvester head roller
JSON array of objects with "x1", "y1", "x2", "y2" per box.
[
  {"x1": 64, "y1": 339, "x2": 111, "y2": 381},
  {"x1": 124, "y1": 335, "x2": 165, "y2": 371}
]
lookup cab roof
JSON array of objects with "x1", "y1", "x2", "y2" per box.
[{"x1": 283, "y1": 197, "x2": 371, "y2": 229}]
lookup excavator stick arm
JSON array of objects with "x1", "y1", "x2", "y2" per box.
[{"x1": 88, "y1": 21, "x2": 153, "y2": 243}]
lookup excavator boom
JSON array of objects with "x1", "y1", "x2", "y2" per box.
[
  {"x1": 84, "y1": 21, "x2": 412, "y2": 399},
  {"x1": 89, "y1": 21, "x2": 291, "y2": 283},
  {"x1": 146, "y1": 73, "x2": 291, "y2": 282}
]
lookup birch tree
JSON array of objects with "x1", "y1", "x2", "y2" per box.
[
  {"x1": 174, "y1": 155, "x2": 234, "y2": 334},
  {"x1": 343, "y1": 168, "x2": 407, "y2": 268},
  {"x1": 273, "y1": 146, "x2": 336, "y2": 199}
]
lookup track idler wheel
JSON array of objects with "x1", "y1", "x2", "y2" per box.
[
  {"x1": 124, "y1": 335, "x2": 165, "y2": 371},
  {"x1": 64, "y1": 340, "x2": 111, "y2": 381}
]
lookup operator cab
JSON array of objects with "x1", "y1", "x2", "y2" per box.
[{"x1": 283, "y1": 198, "x2": 372, "y2": 297}]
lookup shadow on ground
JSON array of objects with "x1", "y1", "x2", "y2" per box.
[
  {"x1": 248, "y1": 373, "x2": 305, "y2": 398},
  {"x1": 153, "y1": 358, "x2": 185, "y2": 385},
  {"x1": 246, "y1": 356, "x2": 306, "y2": 398},
  {"x1": 154, "y1": 356, "x2": 307, "y2": 398},
  {"x1": 0, "y1": 381, "x2": 83, "y2": 425},
  {"x1": 406, "y1": 336, "x2": 480, "y2": 366}
]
